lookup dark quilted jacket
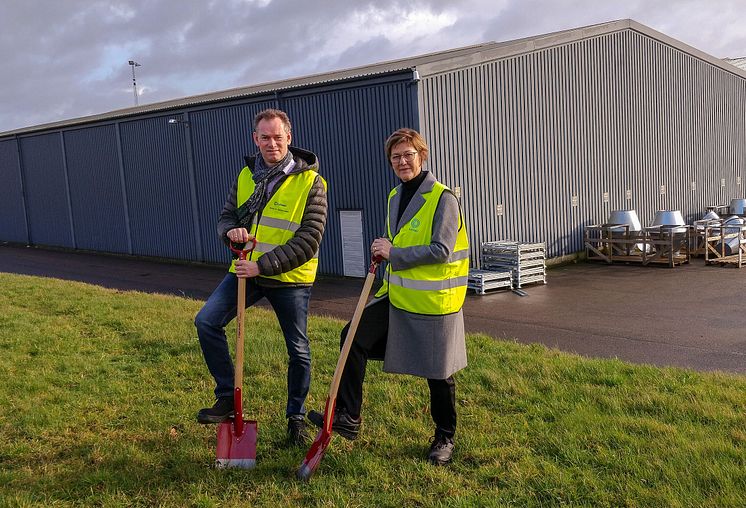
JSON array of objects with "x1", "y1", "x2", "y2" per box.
[{"x1": 217, "y1": 146, "x2": 327, "y2": 287}]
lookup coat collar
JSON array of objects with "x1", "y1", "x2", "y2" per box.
[{"x1": 389, "y1": 171, "x2": 437, "y2": 235}]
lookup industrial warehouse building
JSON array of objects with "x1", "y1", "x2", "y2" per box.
[{"x1": 2, "y1": 19, "x2": 745, "y2": 277}]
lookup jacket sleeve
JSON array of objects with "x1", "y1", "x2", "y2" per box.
[
  {"x1": 216, "y1": 177, "x2": 240, "y2": 245},
  {"x1": 256, "y1": 174, "x2": 327, "y2": 276}
]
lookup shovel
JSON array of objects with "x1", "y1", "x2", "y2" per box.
[
  {"x1": 215, "y1": 238, "x2": 258, "y2": 469},
  {"x1": 297, "y1": 255, "x2": 382, "y2": 481}
]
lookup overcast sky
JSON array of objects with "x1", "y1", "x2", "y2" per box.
[{"x1": 1, "y1": 0, "x2": 744, "y2": 133}]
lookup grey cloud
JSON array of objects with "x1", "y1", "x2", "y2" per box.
[{"x1": 1, "y1": 0, "x2": 744, "y2": 133}]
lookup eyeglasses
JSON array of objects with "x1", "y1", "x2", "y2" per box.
[{"x1": 390, "y1": 151, "x2": 418, "y2": 164}]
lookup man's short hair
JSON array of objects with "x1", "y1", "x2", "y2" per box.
[
  {"x1": 385, "y1": 128, "x2": 429, "y2": 163},
  {"x1": 254, "y1": 109, "x2": 292, "y2": 134}
]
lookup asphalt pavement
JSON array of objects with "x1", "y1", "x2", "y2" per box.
[{"x1": 2, "y1": 243, "x2": 744, "y2": 375}]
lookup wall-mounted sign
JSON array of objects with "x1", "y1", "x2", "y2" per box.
[
  {"x1": 738, "y1": 176, "x2": 742, "y2": 186},
  {"x1": 571, "y1": 195, "x2": 578, "y2": 207},
  {"x1": 453, "y1": 186, "x2": 461, "y2": 199},
  {"x1": 659, "y1": 185, "x2": 666, "y2": 195},
  {"x1": 602, "y1": 192, "x2": 609, "y2": 203},
  {"x1": 721, "y1": 178, "x2": 726, "y2": 187},
  {"x1": 691, "y1": 181, "x2": 696, "y2": 191},
  {"x1": 496, "y1": 203, "x2": 504, "y2": 216},
  {"x1": 625, "y1": 189, "x2": 632, "y2": 200}
]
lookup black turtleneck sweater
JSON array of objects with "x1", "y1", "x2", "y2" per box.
[{"x1": 397, "y1": 170, "x2": 429, "y2": 222}]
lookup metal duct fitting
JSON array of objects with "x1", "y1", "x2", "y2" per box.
[
  {"x1": 730, "y1": 199, "x2": 746, "y2": 215},
  {"x1": 696, "y1": 210, "x2": 720, "y2": 231},
  {"x1": 607, "y1": 209, "x2": 642, "y2": 231},
  {"x1": 651, "y1": 210, "x2": 686, "y2": 233},
  {"x1": 720, "y1": 216, "x2": 745, "y2": 255},
  {"x1": 608, "y1": 209, "x2": 647, "y2": 252}
]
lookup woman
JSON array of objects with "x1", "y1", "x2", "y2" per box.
[{"x1": 309, "y1": 128, "x2": 469, "y2": 465}]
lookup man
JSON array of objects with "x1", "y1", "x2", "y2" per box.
[{"x1": 195, "y1": 108, "x2": 327, "y2": 446}]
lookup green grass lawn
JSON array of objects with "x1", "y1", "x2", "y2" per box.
[{"x1": 1, "y1": 272, "x2": 745, "y2": 507}]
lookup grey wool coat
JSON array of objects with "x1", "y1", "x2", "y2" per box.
[{"x1": 377, "y1": 170, "x2": 468, "y2": 379}]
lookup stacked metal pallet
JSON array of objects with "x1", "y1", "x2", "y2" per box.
[
  {"x1": 481, "y1": 241, "x2": 547, "y2": 288},
  {"x1": 467, "y1": 269, "x2": 513, "y2": 295}
]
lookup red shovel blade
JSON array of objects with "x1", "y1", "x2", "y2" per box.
[
  {"x1": 297, "y1": 427, "x2": 332, "y2": 480},
  {"x1": 215, "y1": 418, "x2": 257, "y2": 469},
  {"x1": 296, "y1": 397, "x2": 335, "y2": 481}
]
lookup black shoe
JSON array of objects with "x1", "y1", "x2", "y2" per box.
[
  {"x1": 307, "y1": 408, "x2": 361, "y2": 441},
  {"x1": 427, "y1": 433, "x2": 454, "y2": 466},
  {"x1": 196, "y1": 396, "x2": 234, "y2": 424},
  {"x1": 287, "y1": 415, "x2": 311, "y2": 446}
]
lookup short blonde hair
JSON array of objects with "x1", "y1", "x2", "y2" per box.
[{"x1": 385, "y1": 128, "x2": 429, "y2": 163}]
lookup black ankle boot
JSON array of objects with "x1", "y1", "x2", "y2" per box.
[
  {"x1": 287, "y1": 415, "x2": 311, "y2": 446},
  {"x1": 196, "y1": 396, "x2": 234, "y2": 424},
  {"x1": 307, "y1": 408, "x2": 361, "y2": 440},
  {"x1": 427, "y1": 433, "x2": 454, "y2": 465}
]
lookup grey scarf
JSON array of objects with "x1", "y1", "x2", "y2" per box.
[{"x1": 239, "y1": 150, "x2": 294, "y2": 226}]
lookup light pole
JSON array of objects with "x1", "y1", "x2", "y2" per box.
[{"x1": 128, "y1": 60, "x2": 141, "y2": 106}]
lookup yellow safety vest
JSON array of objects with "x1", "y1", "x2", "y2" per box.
[
  {"x1": 375, "y1": 182, "x2": 469, "y2": 315},
  {"x1": 229, "y1": 166, "x2": 326, "y2": 283}
]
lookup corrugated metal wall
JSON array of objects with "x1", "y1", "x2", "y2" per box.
[
  {"x1": 0, "y1": 139, "x2": 28, "y2": 242},
  {"x1": 283, "y1": 80, "x2": 418, "y2": 275},
  {"x1": 5, "y1": 27, "x2": 745, "y2": 273},
  {"x1": 119, "y1": 116, "x2": 199, "y2": 260},
  {"x1": 0, "y1": 73, "x2": 417, "y2": 276},
  {"x1": 19, "y1": 133, "x2": 74, "y2": 248},
  {"x1": 189, "y1": 101, "x2": 275, "y2": 265},
  {"x1": 63, "y1": 125, "x2": 129, "y2": 254},
  {"x1": 419, "y1": 30, "x2": 746, "y2": 263}
]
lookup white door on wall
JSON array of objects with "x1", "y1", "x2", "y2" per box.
[{"x1": 340, "y1": 210, "x2": 365, "y2": 277}]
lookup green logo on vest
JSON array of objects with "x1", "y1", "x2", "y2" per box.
[
  {"x1": 269, "y1": 200, "x2": 288, "y2": 214},
  {"x1": 410, "y1": 218, "x2": 421, "y2": 231}
]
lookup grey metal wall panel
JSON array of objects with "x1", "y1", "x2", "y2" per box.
[
  {"x1": 283, "y1": 80, "x2": 417, "y2": 275},
  {"x1": 63, "y1": 125, "x2": 129, "y2": 253},
  {"x1": 119, "y1": 117, "x2": 197, "y2": 260},
  {"x1": 189, "y1": 101, "x2": 276, "y2": 265},
  {"x1": 419, "y1": 29, "x2": 746, "y2": 262},
  {"x1": 0, "y1": 139, "x2": 28, "y2": 242},
  {"x1": 19, "y1": 133, "x2": 74, "y2": 248}
]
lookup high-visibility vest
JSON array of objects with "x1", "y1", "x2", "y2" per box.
[
  {"x1": 229, "y1": 166, "x2": 326, "y2": 283},
  {"x1": 375, "y1": 182, "x2": 469, "y2": 315}
]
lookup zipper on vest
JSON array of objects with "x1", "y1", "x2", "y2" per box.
[{"x1": 249, "y1": 210, "x2": 261, "y2": 261}]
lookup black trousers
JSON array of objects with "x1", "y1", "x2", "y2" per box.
[{"x1": 336, "y1": 297, "x2": 457, "y2": 438}]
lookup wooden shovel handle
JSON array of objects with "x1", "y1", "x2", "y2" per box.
[
  {"x1": 326, "y1": 256, "x2": 382, "y2": 402},
  {"x1": 230, "y1": 238, "x2": 256, "y2": 429}
]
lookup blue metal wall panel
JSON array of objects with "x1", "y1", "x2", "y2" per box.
[
  {"x1": 0, "y1": 139, "x2": 28, "y2": 242},
  {"x1": 284, "y1": 80, "x2": 417, "y2": 275},
  {"x1": 119, "y1": 116, "x2": 197, "y2": 260},
  {"x1": 189, "y1": 101, "x2": 276, "y2": 265},
  {"x1": 19, "y1": 133, "x2": 74, "y2": 248},
  {"x1": 63, "y1": 125, "x2": 129, "y2": 253},
  {"x1": 420, "y1": 29, "x2": 746, "y2": 262}
]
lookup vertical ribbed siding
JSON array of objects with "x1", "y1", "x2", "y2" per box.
[
  {"x1": 119, "y1": 117, "x2": 197, "y2": 260},
  {"x1": 284, "y1": 78, "x2": 416, "y2": 276},
  {"x1": 420, "y1": 29, "x2": 746, "y2": 262},
  {"x1": 18, "y1": 133, "x2": 74, "y2": 247},
  {"x1": 63, "y1": 125, "x2": 129, "y2": 253},
  {"x1": 0, "y1": 139, "x2": 28, "y2": 242},
  {"x1": 189, "y1": 101, "x2": 275, "y2": 265}
]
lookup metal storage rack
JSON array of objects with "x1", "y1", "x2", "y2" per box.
[
  {"x1": 481, "y1": 241, "x2": 547, "y2": 288},
  {"x1": 584, "y1": 224, "x2": 691, "y2": 267},
  {"x1": 700, "y1": 220, "x2": 746, "y2": 268},
  {"x1": 467, "y1": 269, "x2": 513, "y2": 295}
]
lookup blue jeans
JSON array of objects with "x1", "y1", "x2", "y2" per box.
[{"x1": 195, "y1": 273, "x2": 312, "y2": 417}]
